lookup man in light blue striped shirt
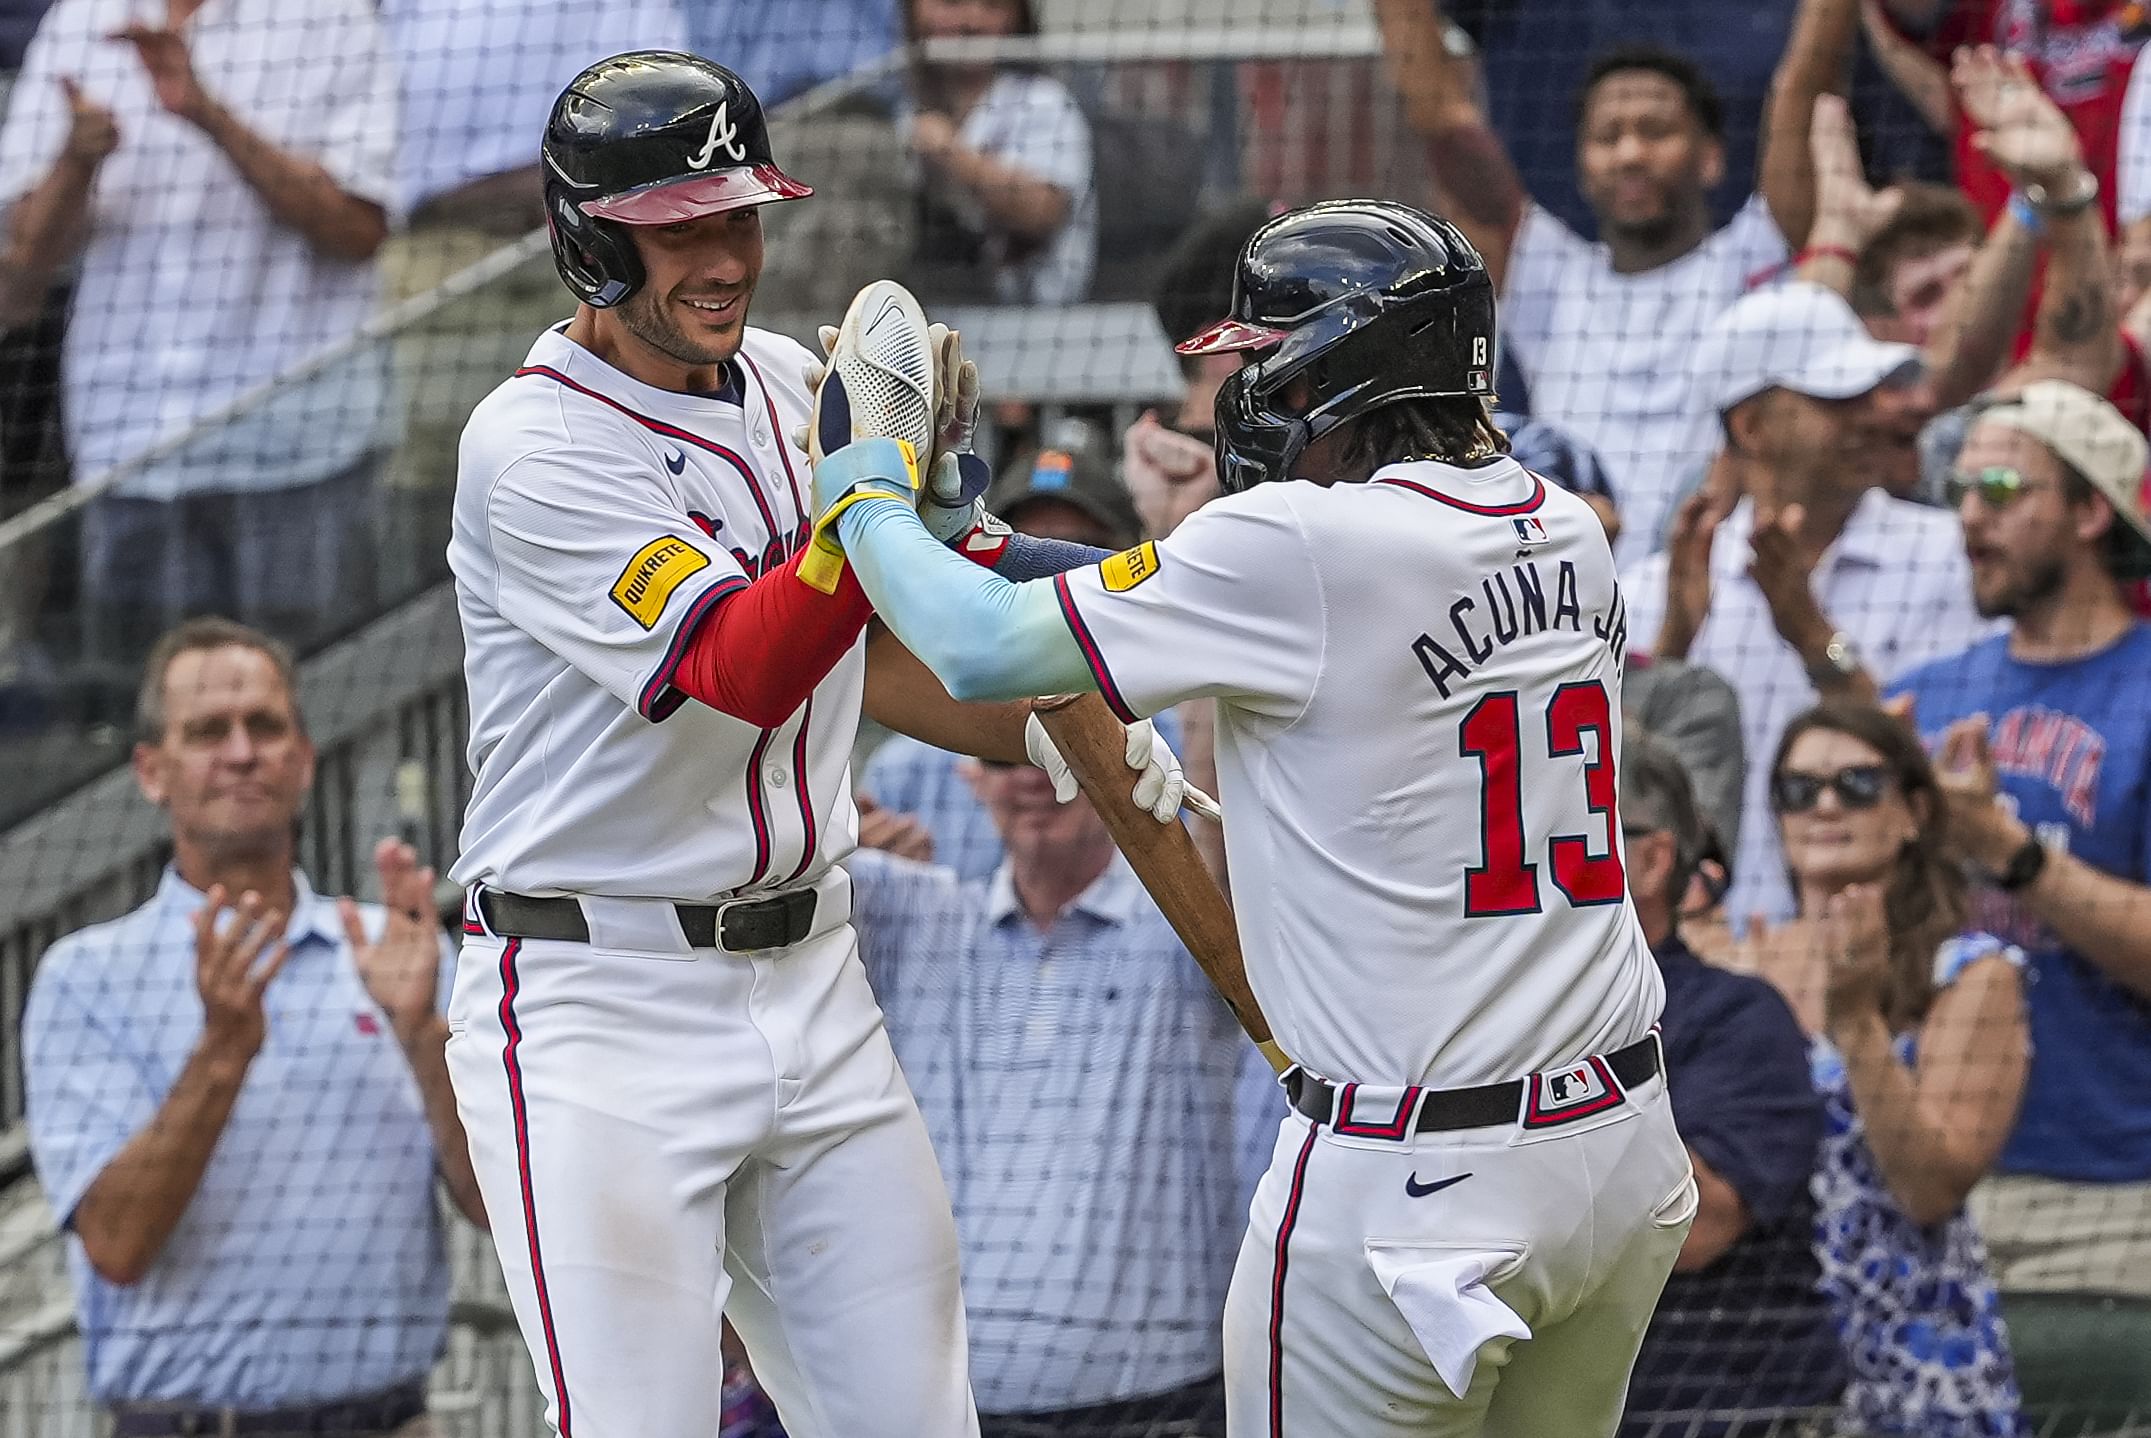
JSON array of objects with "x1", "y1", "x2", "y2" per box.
[
  {"x1": 851, "y1": 754, "x2": 1249, "y2": 1437},
  {"x1": 21, "y1": 619, "x2": 481, "y2": 1435}
]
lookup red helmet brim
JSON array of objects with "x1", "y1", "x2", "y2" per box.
[
  {"x1": 582, "y1": 164, "x2": 813, "y2": 224},
  {"x1": 1175, "y1": 317, "x2": 1288, "y2": 356}
]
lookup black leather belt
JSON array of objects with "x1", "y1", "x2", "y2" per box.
[
  {"x1": 109, "y1": 1379, "x2": 426, "y2": 1436},
  {"x1": 478, "y1": 885, "x2": 819, "y2": 953},
  {"x1": 1287, "y1": 1033, "x2": 1662, "y2": 1134}
]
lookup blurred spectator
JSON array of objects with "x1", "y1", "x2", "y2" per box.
[
  {"x1": 1623, "y1": 654, "x2": 1746, "y2": 865},
  {"x1": 1617, "y1": 731, "x2": 1845, "y2": 1436},
  {"x1": 1440, "y1": 0, "x2": 1801, "y2": 235},
  {"x1": 374, "y1": 3, "x2": 687, "y2": 600},
  {"x1": 1732, "y1": 701, "x2": 2028, "y2": 1437},
  {"x1": 1375, "y1": 0, "x2": 1848, "y2": 568},
  {"x1": 851, "y1": 768, "x2": 1244, "y2": 1435},
  {"x1": 861, "y1": 422, "x2": 1148, "y2": 880},
  {"x1": 687, "y1": 0, "x2": 899, "y2": 110},
  {"x1": 1869, "y1": 0, "x2": 2142, "y2": 232},
  {"x1": 1887, "y1": 381, "x2": 2151, "y2": 1304},
  {"x1": 1624, "y1": 281, "x2": 1988, "y2": 927},
  {"x1": 903, "y1": 0, "x2": 1094, "y2": 305},
  {"x1": 0, "y1": 0, "x2": 396, "y2": 666},
  {"x1": 1847, "y1": 181, "x2": 1984, "y2": 346},
  {"x1": 20, "y1": 617, "x2": 481, "y2": 1435}
]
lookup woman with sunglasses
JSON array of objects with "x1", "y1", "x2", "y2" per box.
[{"x1": 1744, "y1": 700, "x2": 2029, "y2": 1436}]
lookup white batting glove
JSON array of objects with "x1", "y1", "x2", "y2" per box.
[{"x1": 1024, "y1": 712, "x2": 1189, "y2": 824}]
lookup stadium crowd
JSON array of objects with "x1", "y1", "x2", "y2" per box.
[{"x1": 3, "y1": 0, "x2": 2150, "y2": 1436}]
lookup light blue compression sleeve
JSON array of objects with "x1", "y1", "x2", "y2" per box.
[{"x1": 838, "y1": 498, "x2": 1098, "y2": 703}]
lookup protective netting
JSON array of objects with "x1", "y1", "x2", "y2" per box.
[{"x1": 1, "y1": 1, "x2": 2148, "y2": 1436}]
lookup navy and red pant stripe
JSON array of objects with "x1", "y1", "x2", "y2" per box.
[{"x1": 497, "y1": 939, "x2": 575, "y2": 1435}]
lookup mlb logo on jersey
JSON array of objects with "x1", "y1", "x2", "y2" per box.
[
  {"x1": 1521, "y1": 1053, "x2": 1625, "y2": 1129},
  {"x1": 1512, "y1": 516, "x2": 1550, "y2": 549}
]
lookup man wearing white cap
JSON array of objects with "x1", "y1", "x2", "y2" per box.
[
  {"x1": 1622, "y1": 280, "x2": 1990, "y2": 927},
  {"x1": 1888, "y1": 380, "x2": 2151, "y2": 1318}
]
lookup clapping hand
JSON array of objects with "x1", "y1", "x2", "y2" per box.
[
  {"x1": 1809, "y1": 94, "x2": 1903, "y2": 253},
  {"x1": 1933, "y1": 713, "x2": 2027, "y2": 870},
  {"x1": 341, "y1": 839, "x2": 442, "y2": 1046},
  {"x1": 192, "y1": 886, "x2": 291, "y2": 1061},
  {"x1": 1820, "y1": 883, "x2": 1893, "y2": 1033},
  {"x1": 110, "y1": 4, "x2": 212, "y2": 127},
  {"x1": 1656, "y1": 480, "x2": 1732, "y2": 660},
  {"x1": 1122, "y1": 412, "x2": 1220, "y2": 539},
  {"x1": 1955, "y1": 47, "x2": 2084, "y2": 193},
  {"x1": 1748, "y1": 504, "x2": 1829, "y2": 650},
  {"x1": 57, "y1": 77, "x2": 118, "y2": 167}
]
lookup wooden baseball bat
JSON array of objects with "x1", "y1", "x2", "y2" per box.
[{"x1": 1030, "y1": 693, "x2": 1289, "y2": 1073}]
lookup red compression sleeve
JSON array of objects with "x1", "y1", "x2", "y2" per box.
[{"x1": 669, "y1": 550, "x2": 873, "y2": 727}]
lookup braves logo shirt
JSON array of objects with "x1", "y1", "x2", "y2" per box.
[
  {"x1": 1051, "y1": 458, "x2": 1663, "y2": 1088},
  {"x1": 450, "y1": 324, "x2": 865, "y2": 901}
]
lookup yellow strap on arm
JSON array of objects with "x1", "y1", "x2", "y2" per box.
[{"x1": 797, "y1": 438, "x2": 921, "y2": 595}]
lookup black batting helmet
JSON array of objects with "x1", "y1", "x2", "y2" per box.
[
  {"x1": 542, "y1": 52, "x2": 812, "y2": 308},
  {"x1": 1177, "y1": 200, "x2": 1496, "y2": 492}
]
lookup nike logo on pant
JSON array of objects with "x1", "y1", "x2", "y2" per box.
[{"x1": 1404, "y1": 1171, "x2": 1472, "y2": 1198}]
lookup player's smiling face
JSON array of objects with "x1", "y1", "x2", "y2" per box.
[
  {"x1": 1576, "y1": 71, "x2": 1720, "y2": 245},
  {"x1": 618, "y1": 207, "x2": 765, "y2": 373}
]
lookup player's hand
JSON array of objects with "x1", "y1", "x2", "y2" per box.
[
  {"x1": 110, "y1": 10, "x2": 212, "y2": 127},
  {"x1": 57, "y1": 77, "x2": 119, "y2": 168},
  {"x1": 1023, "y1": 711, "x2": 1214, "y2": 824},
  {"x1": 343, "y1": 838, "x2": 443, "y2": 1045},
  {"x1": 192, "y1": 885, "x2": 291, "y2": 1062},
  {"x1": 855, "y1": 793, "x2": 937, "y2": 862},
  {"x1": 1122, "y1": 411, "x2": 1220, "y2": 539}
]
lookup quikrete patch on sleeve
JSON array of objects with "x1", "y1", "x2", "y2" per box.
[
  {"x1": 1098, "y1": 540, "x2": 1161, "y2": 593},
  {"x1": 611, "y1": 536, "x2": 712, "y2": 629}
]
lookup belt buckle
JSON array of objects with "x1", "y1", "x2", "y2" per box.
[{"x1": 714, "y1": 886, "x2": 815, "y2": 952}]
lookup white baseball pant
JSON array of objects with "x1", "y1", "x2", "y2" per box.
[
  {"x1": 1224, "y1": 1062, "x2": 1695, "y2": 1437},
  {"x1": 445, "y1": 884, "x2": 978, "y2": 1438}
]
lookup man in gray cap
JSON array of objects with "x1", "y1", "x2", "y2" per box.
[{"x1": 1888, "y1": 383, "x2": 2151, "y2": 1395}]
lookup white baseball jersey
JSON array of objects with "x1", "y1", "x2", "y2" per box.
[
  {"x1": 449, "y1": 324, "x2": 864, "y2": 901},
  {"x1": 1053, "y1": 457, "x2": 1663, "y2": 1088}
]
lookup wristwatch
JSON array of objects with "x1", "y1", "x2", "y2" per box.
[
  {"x1": 1992, "y1": 835, "x2": 2050, "y2": 893},
  {"x1": 2024, "y1": 170, "x2": 2100, "y2": 218},
  {"x1": 1806, "y1": 631, "x2": 1865, "y2": 689}
]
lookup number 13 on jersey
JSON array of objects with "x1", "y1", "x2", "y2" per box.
[{"x1": 1459, "y1": 680, "x2": 1625, "y2": 916}]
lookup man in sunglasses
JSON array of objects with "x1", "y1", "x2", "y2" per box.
[{"x1": 1888, "y1": 379, "x2": 2151, "y2": 1330}]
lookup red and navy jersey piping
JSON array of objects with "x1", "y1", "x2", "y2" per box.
[
  {"x1": 1376, "y1": 472, "x2": 1547, "y2": 516},
  {"x1": 1051, "y1": 572, "x2": 1139, "y2": 723}
]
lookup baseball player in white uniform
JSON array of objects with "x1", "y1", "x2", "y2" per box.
[
  {"x1": 443, "y1": 55, "x2": 1187, "y2": 1438},
  {"x1": 808, "y1": 201, "x2": 1699, "y2": 1437}
]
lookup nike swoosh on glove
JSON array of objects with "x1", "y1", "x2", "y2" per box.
[{"x1": 1023, "y1": 711, "x2": 1186, "y2": 824}]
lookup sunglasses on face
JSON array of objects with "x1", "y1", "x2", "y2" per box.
[
  {"x1": 1945, "y1": 465, "x2": 2052, "y2": 510},
  {"x1": 1770, "y1": 764, "x2": 1895, "y2": 814}
]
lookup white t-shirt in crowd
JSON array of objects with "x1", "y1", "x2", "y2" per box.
[
  {"x1": 1620, "y1": 490, "x2": 1994, "y2": 926},
  {"x1": 952, "y1": 70, "x2": 1095, "y2": 305},
  {"x1": 1502, "y1": 194, "x2": 1787, "y2": 571},
  {"x1": 0, "y1": 0, "x2": 398, "y2": 500},
  {"x1": 380, "y1": 0, "x2": 689, "y2": 221}
]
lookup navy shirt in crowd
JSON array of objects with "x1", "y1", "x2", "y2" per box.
[
  {"x1": 1622, "y1": 934, "x2": 1845, "y2": 1435},
  {"x1": 1892, "y1": 623, "x2": 2151, "y2": 1183}
]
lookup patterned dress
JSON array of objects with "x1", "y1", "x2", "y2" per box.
[{"x1": 1809, "y1": 934, "x2": 2027, "y2": 1438}]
